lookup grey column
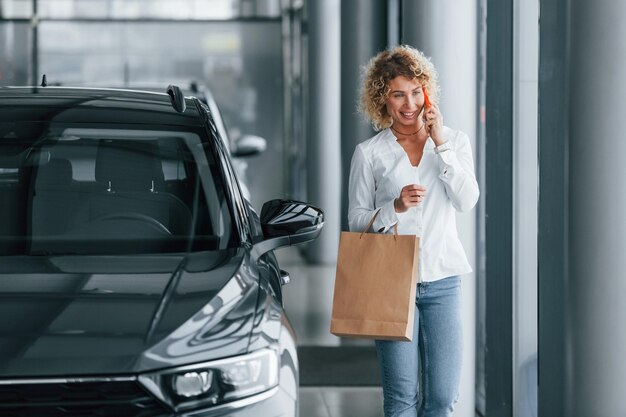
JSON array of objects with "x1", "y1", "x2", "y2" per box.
[
  {"x1": 569, "y1": 0, "x2": 626, "y2": 415},
  {"x1": 340, "y1": 0, "x2": 387, "y2": 231},
  {"x1": 304, "y1": 0, "x2": 341, "y2": 263},
  {"x1": 402, "y1": 3, "x2": 478, "y2": 417}
]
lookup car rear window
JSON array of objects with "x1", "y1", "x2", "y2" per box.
[{"x1": 0, "y1": 122, "x2": 236, "y2": 255}]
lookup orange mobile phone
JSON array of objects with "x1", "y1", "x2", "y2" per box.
[
  {"x1": 422, "y1": 85, "x2": 431, "y2": 109},
  {"x1": 422, "y1": 86, "x2": 431, "y2": 125}
]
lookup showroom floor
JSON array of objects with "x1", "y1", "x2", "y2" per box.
[
  {"x1": 300, "y1": 387, "x2": 384, "y2": 417},
  {"x1": 277, "y1": 248, "x2": 385, "y2": 417}
]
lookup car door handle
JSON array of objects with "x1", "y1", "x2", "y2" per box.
[{"x1": 279, "y1": 269, "x2": 291, "y2": 285}]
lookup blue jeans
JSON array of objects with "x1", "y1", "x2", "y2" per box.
[{"x1": 375, "y1": 275, "x2": 463, "y2": 417}]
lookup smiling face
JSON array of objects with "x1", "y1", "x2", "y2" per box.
[{"x1": 385, "y1": 76, "x2": 425, "y2": 131}]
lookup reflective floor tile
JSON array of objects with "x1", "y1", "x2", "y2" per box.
[{"x1": 300, "y1": 387, "x2": 384, "y2": 417}]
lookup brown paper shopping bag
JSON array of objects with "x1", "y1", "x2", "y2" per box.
[{"x1": 330, "y1": 210, "x2": 420, "y2": 341}]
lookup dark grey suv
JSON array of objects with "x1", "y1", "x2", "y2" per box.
[{"x1": 0, "y1": 86, "x2": 323, "y2": 416}]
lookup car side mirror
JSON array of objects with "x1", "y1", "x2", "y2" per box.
[
  {"x1": 251, "y1": 199, "x2": 324, "y2": 262},
  {"x1": 232, "y1": 135, "x2": 267, "y2": 158}
]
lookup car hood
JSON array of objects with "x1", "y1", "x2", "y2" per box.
[{"x1": 0, "y1": 249, "x2": 259, "y2": 378}]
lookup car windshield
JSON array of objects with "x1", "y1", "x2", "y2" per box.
[{"x1": 0, "y1": 122, "x2": 236, "y2": 256}]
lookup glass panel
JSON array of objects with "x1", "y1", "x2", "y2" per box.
[
  {"x1": 0, "y1": 0, "x2": 33, "y2": 18},
  {"x1": 0, "y1": 22, "x2": 31, "y2": 86},
  {"x1": 513, "y1": 0, "x2": 539, "y2": 415},
  {"x1": 36, "y1": 0, "x2": 281, "y2": 20},
  {"x1": 39, "y1": 22, "x2": 126, "y2": 85},
  {"x1": 38, "y1": 0, "x2": 236, "y2": 19},
  {"x1": 39, "y1": 20, "x2": 284, "y2": 210}
]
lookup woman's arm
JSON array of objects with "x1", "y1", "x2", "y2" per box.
[
  {"x1": 435, "y1": 131, "x2": 480, "y2": 212},
  {"x1": 347, "y1": 145, "x2": 398, "y2": 233}
]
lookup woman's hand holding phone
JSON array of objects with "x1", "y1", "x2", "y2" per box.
[{"x1": 421, "y1": 85, "x2": 444, "y2": 145}]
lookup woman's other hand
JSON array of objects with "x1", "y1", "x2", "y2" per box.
[{"x1": 394, "y1": 184, "x2": 427, "y2": 213}]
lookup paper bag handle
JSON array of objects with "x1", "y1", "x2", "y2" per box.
[{"x1": 360, "y1": 208, "x2": 398, "y2": 240}]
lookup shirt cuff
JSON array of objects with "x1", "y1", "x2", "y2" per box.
[
  {"x1": 434, "y1": 141, "x2": 451, "y2": 154},
  {"x1": 373, "y1": 199, "x2": 399, "y2": 233}
]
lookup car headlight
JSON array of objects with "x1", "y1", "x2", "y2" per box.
[{"x1": 138, "y1": 348, "x2": 279, "y2": 412}]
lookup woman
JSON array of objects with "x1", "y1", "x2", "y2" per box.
[{"x1": 348, "y1": 45, "x2": 479, "y2": 417}]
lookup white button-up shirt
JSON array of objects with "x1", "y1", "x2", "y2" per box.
[{"x1": 348, "y1": 127, "x2": 479, "y2": 282}]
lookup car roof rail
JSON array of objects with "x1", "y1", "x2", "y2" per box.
[{"x1": 166, "y1": 84, "x2": 187, "y2": 113}]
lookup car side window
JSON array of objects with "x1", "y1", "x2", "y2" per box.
[{"x1": 201, "y1": 106, "x2": 252, "y2": 244}]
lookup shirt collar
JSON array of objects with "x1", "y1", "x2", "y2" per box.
[{"x1": 384, "y1": 127, "x2": 436, "y2": 150}]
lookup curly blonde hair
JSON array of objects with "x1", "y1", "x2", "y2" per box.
[{"x1": 360, "y1": 45, "x2": 440, "y2": 131}]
